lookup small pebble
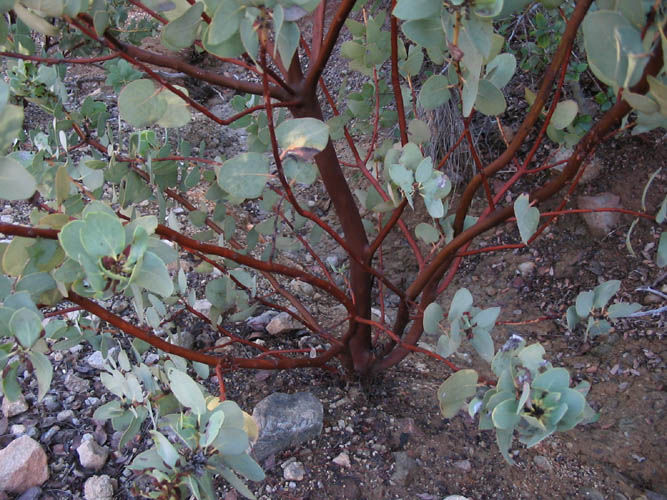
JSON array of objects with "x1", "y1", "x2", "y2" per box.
[
  {"x1": 57, "y1": 410, "x2": 74, "y2": 422},
  {"x1": 332, "y1": 452, "x2": 351, "y2": 467}
]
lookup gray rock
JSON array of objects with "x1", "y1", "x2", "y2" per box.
[
  {"x1": 41, "y1": 395, "x2": 60, "y2": 412},
  {"x1": 16, "y1": 486, "x2": 41, "y2": 500},
  {"x1": 64, "y1": 373, "x2": 90, "y2": 393},
  {"x1": 332, "y1": 452, "x2": 351, "y2": 467},
  {"x1": 86, "y1": 351, "x2": 107, "y2": 370},
  {"x1": 325, "y1": 255, "x2": 340, "y2": 269},
  {"x1": 56, "y1": 409, "x2": 74, "y2": 423},
  {"x1": 580, "y1": 487, "x2": 605, "y2": 500},
  {"x1": 518, "y1": 261, "x2": 536, "y2": 278},
  {"x1": 552, "y1": 148, "x2": 602, "y2": 184},
  {"x1": 289, "y1": 279, "x2": 314, "y2": 297},
  {"x1": 111, "y1": 300, "x2": 129, "y2": 314},
  {"x1": 266, "y1": 312, "x2": 302, "y2": 335},
  {"x1": 193, "y1": 299, "x2": 212, "y2": 317},
  {"x1": 246, "y1": 310, "x2": 279, "y2": 331},
  {"x1": 2, "y1": 396, "x2": 29, "y2": 417},
  {"x1": 533, "y1": 455, "x2": 553, "y2": 471},
  {"x1": 453, "y1": 459, "x2": 472, "y2": 472},
  {"x1": 0, "y1": 436, "x2": 49, "y2": 493},
  {"x1": 645, "y1": 491, "x2": 667, "y2": 500},
  {"x1": 390, "y1": 451, "x2": 418, "y2": 486},
  {"x1": 77, "y1": 438, "x2": 109, "y2": 470},
  {"x1": 40, "y1": 426, "x2": 59, "y2": 445},
  {"x1": 84, "y1": 474, "x2": 115, "y2": 500},
  {"x1": 283, "y1": 461, "x2": 305, "y2": 481},
  {"x1": 389, "y1": 417, "x2": 419, "y2": 450},
  {"x1": 10, "y1": 425, "x2": 26, "y2": 436},
  {"x1": 251, "y1": 392, "x2": 323, "y2": 462},
  {"x1": 174, "y1": 331, "x2": 194, "y2": 350},
  {"x1": 577, "y1": 193, "x2": 623, "y2": 238}
]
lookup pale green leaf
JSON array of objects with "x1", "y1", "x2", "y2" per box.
[
  {"x1": 448, "y1": 287, "x2": 473, "y2": 321},
  {"x1": 211, "y1": 427, "x2": 249, "y2": 456},
  {"x1": 495, "y1": 427, "x2": 515, "y2": 464},
  {"x1": 607, "y1": 302, "x2": 642, "y2": 318},
  {"x1": 408, "y1": 119, "x2": 431, "y2": 144},
  {"x1": 119, "y1": 79, "x2": 168, "y2": 128},
  {"x1": 208, "y1": 0, "x2": 242, "y2": 45},
  {"x1": 471, "y1": 328, "x2": 494, "y2": 362},
  {"x1": 220, "y1": 453, "x2": 265, "y2": 482},
  {"x1": 592, "y1": 280, "x2": 620, "y2": 309},
  {"x1": 647, "y1": 75, "x2": 667, "y2": 114},
  {"x1": 277, "y1": 21, "x2": 300, "y2": 67},
  {"x1": 28, "y1": 350, "x2": 52, "y2": 402},
  {"x1": 423, "y1": 302, "x2": 444, "y2": 334},
  {"x1": 485, "y1": 53, "x2": 516, "y2": 89},
  {"x1": 0, "y1": 104, "x2": 24, "y2": 153},
  {"x1": 218, "y1": 466, "x2": 256, "y2": 500},
  {"x1": 131, "y1": 251, "x2": 174, "y2": 298},
  {"x1": 81, "y1": 212, "x2": 125, "y2": 259},
  {"x1": 417, "y1": 74, "x2": 451, "y2": 111},
  {"x1": 472, "y1": 307, "x2": 500, "y2": 329},
  {"x1": 393, "y1": 0, "x2": 440, "y2": 20},
  {"x1": 202, "y1": 409, "x2": 225, "y2": 448},
  {"x1": 415, "y1": 222, "x2": 440, "y2": 244},
  {"x1": 2, "y1": 362, "x2": 21, "y2": 402},
  {"x1": 167, "y1": 368, "x2": 207, "y2": 416},
  {"x1": 161, "y1": 2, "x2": 203, "y2": 50},
  {"x1": 533, "y1": 367, "x2": 570, "y2": 391},
  {"x1": 14, "y1": 3, "x2": 58, "y2": 36},
  {"x1": 437, "y1": 369, "x2": 478, "y2": 418},
  {"x1": 551, "y1": 100, "x2": 578, "y2": 130},
  {"x1": 276, "y1": 118, "x2": 329, "y2": 154},
  {"x1": 583, "y1": 10, "x2": 647, "y2": 88},
  {"x1": 10, "y1": 307, "x2": 42, "y2": 348},
  {"x1": 492, "y1": 399, "x2": 521, "y2": 429},
  {"x1": 658, "y1": 232, "x2": 667, "y2": 267},
  {"x1": 623, "y1": 91, "x2": 659, "y2": 114},
  {"x1": 474, "y1": 79, "x2": 507, "y2": 116},
  {"x1": 401, "y1": 18, "x2": 445, "y2": 49},
  {"x1": 151, "y1": 430, "x2": 180, "y2": 469},
  {"x1": 239, "y1": 17, "x2": 259, "y2": 62},
  {"x1": 513, "y1": 194, "x2": 539, "y2": 245},
  {"x1": 575, "y1": 290, "x2": 594, "y2": 318},
  {"x1": 0, "y1": 156, "x2": 36, "y2": 200},
  {"x1": 156, "y1": 86, "x2": 191, "y2": 128},
  {"x1": 517, "y1": 343, "x2": 546, "y2": 374},
  {"x1": 217, "y1": 153, "x2": 269, "y2": 200}
]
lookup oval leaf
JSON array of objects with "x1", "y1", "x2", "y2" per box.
[
  {"x1": 276, "y1": 118, "x2": 329, "y2": 154},
  {"x1": 161, "y1": 2, "x2": 203, "y2": 51},
  {"x1": 167, "y1": 368, "x2": 207, "y2": 417},
  {"x1": 423, "y1": 302, "x2": 444, "y2": 334},
  {"x1": 118, "y1": 79, "x2": 168, "y2": 128},
  {"x1": 418, "y1": 74, "x2": 451, "y2": 111},
  {"x1": 217, "y1": 152, "x2": 269, "y2": 200},
  {"x1": 437, "y1": 369, "x2": 478, "y2": 418},
  {"x1": 513, "y1": 194, "x2": 539, "y2": 245},
  {"x1": 0, "y1": 156, "x2": 36, "y2": 200},
  {"x1": 475, "y1": 79, "x2": 507, "y2": 116},
  {"x1": 448, "y1": 287, "x2": 473, "y2": 321},
  {"x1": 551, "y1": 100, "x2": 578, "y2": 130}
]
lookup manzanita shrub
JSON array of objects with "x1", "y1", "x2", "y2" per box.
[{"x1": 0, "y1": 0, "x2": 665, "y2": 497}]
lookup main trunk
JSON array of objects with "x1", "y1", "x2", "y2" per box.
[{"x1": 289, "y1": 95, "x2": 375, "y2": 375}]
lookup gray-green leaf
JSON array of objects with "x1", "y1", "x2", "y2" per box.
[
  {"x1": 437, "y1": 369, "x2": 478, "y2": 418},
  {"x1": 167, "y1": 368, "x2": 207, "y2": 417},
  {"x1": 513, "y1": 194, "x2": 539, "y2": 245}
]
